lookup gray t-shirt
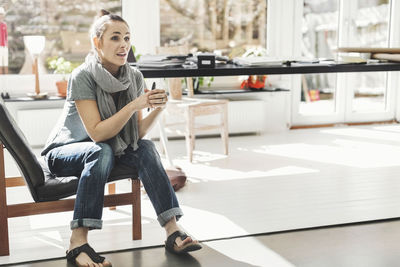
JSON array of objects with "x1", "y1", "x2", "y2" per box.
[{"x1": 41, "y1": 63, "x2": 145, "y2": 156}]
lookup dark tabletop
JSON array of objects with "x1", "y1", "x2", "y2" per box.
[{"x1": 135, "y1": 62, "x2": 400, "y2": 78}]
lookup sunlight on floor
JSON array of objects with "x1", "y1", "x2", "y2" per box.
[
  {"x1": 28, "y1": 212, "x2": 72, "y2": 229},
  {"x1": 38, "y1": 231, "x2": 63, "y2": 242},
  {"x1": 253, "y1": 138, "x2": 400, "y2": 168},
  {"x1": 321, "y1": 127, "x2": 400, "y2": 143},
  {"x1": 173, "y1": 155, "x2": 319, "y2": 182},
  {"x1": 181, "y1": 151, "x2": 228, "y2": 162},
  {"x1": 26, "y1": 203, "x2": 136, "y2": 230},
  {"x1": 179, "y1": 205, "x2": 295, "y2": 267},
  {"x1": 179, "y1": 205, "x2": 249, "y2": 240},
  {"x1": 205, "y1": 238, "x2": 295, "y2": 267},
  {"x1": 176, "y1": 163, "x2": 319, "y2": 182},
  {"x1": 373, "y1": 125, "x2": 400, "y2": 133},
  {"x1": 33, "y1": 231, "x2": 64, "y2": 250}
]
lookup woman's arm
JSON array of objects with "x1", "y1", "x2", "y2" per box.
[
  {"x1": 137, "y1": 107, "x2": 165, "y2": 139},
  {"x1": 76, "y1": 89, "x2": 166, "y2": 142},
  {"x1": 137, "y1": 88, "x2": 168, "y2": 138},
  {"x1": 75, "y1": 99, "x2": 136, "y2": 142}
]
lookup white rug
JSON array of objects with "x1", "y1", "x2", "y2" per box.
[{"x1": 2, "y1": 124, "x2": 400, "y2": 265}]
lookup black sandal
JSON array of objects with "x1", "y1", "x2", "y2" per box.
[
  {"x1": 66, "y1": 243, "x2": 110, "y2": 266},
  {"x1": 165, "y1": 230, "x2": 202, "y2": 254}
]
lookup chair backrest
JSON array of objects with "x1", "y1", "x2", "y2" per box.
[{"x1": 0, "y1": 101, "x2": 44, "y2": 202}]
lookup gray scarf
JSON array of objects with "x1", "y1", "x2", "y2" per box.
[{"x1": 85, "y1": 53, "x2": 139, "y2": 156}]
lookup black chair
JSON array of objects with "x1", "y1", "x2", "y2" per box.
[{"x1": 0, "y1": 101, "x2": 141, "y2": 256}]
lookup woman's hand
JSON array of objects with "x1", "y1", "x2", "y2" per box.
[
  {"x1": 133, "y1": 89, "x2": 168, "y2": 111},
  {"x1": 148, "y1": 89, "x2": 168, "y2": 110},
  {"x1": 132, "y1": 90, "x2": 151, "y2": 110},
  {"x1": 137, "y1": 89, "x2": 168, "y2": 138}
]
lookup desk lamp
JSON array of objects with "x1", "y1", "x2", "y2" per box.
[{"x1": 23, "y1": 35, "x2": 47, "y2": 99}]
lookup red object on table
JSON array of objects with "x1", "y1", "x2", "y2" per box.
[{"x1": 241, "y1": 75, "x2": 267, "y2": 90}]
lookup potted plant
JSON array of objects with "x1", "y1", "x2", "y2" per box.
[
  {"x1": 47, "y1": 57, "x2": 75, "y2": 97},
  {"x1": 191, "y1": 76, "x2": 214, "y2": 93},
  {"x1": 240, "y1": 47, "x2": 270, "y2": 90}
]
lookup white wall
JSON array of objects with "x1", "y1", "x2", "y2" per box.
[
  {"x1": 0, "y1": 74, "x2": 66, "y2": 97},
  {"x1": 267, "y1": 0, "x2": 300, "y2": 58},
  {"x1": 122, "y1": 0, "x2": 160, "y2": 56}
]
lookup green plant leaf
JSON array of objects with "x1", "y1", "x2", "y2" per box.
[{"x1": 47, "y1": 56, "x2": 75, "y2": 74}]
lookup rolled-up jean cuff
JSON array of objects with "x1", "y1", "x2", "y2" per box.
[
  {"x1": 157, "y1": 207, "x2": 184, "y2": 226},
  {"x1": 70, "y1": 218, "x2": 103, "y2": 230}
]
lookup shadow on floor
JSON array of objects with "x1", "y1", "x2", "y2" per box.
[{"x1": 8, "y1": 243, "x2": 258, "y2": 267}]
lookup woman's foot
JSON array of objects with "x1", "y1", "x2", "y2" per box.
[
  {"x1": 170, "y1": 231, "x2": 199, "y2": 248},
  {"x1": 68, "y1": 227, "x2": 112, "y2": 267},
  {"x1": 165, "y1": 230, "x2": 202, "y2": 254},
  {"x1": 68, "y1": 241, "x2": 112, "y2": 267},
  {"x1": 164, "y1": 217, "x2": 202, "y2": 254}
]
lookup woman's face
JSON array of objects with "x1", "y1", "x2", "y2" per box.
[{"x1": 96, "y1": 21, "x2": 130, "y2": 74}]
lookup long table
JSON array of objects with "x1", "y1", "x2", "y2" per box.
[
  {"x1": 136, "y1": 61, "x2": 400, "y2": 165},
  {"x1": 135, "y1": 62, "x2": 400, "y2": 78}
]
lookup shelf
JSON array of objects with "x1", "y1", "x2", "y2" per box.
[
  {"x1": 191, "y1": 88, "x2": 289, "y2": 95},
  {"x1": 2, "y1": 96, "x2": 65, "y2": 102}
]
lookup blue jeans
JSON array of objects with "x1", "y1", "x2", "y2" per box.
[{"x1": 44, "y1": 139, "x2": 183, "y2": 230}]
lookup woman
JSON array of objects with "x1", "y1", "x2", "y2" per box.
[{"x1": 41, "y1": 9, "x2": 201, "y2": 267}]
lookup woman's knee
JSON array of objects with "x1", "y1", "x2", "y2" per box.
[
  {"x1": 138, "y1": 139, "x2": 156, "y2": 149},
  {"x1": 137, "y1": 140, "x2": 166, "y2": 172},
  {"x1": 138, "y1": 139, "x2": 157, "y2": 152},
  {"x1": 138, "y1": 139, "x2": 158, "y2": 157},
  {"x1": 96, "y1": 142, "x2": 114, "y2": 156},
  {"x1": 86, "y1": 143, "x2": 115, "y2": 172}
]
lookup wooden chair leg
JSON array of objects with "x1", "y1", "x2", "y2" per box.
[
  {"x1": 221, "y1": 103, "x2": 229, "y2": 155},
  {"x1": 186, "y1": 77, "x2": 194, "y2": 98},
  {"x1": 158, "y1": 118, "x2": 174, "y2": 167},
  {"x1": 108, "y1": 183, "x2": 116, "y2": 210},
  {"x1": 132, "y1": 179, "x2": 142, "y2": 240},
  {"x1": 0, "y1": 144, "x2": 10, "y2": 256},
  {"x1": 185, "y1": 108, "x2": 195, "y2": 162}
]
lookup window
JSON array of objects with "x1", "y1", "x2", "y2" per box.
[
  {"x1": 3, "y1": 0, "x2": 122, "y2": 74},
  {"x1": 159, "y1": 0, "x2": 267, "y2": 56},
  {"x1": 299, "y1": 0, "x2": 390, "y2": 115},
  {"x1": 300, "y1": 0, "x2": 339, "y2": 114},
  {"x1": 347, "y1": 0, "x2": 390, "y2": 112},
  {"x1": 292, "y1": 0, "x2": 395, "y2": 126}
]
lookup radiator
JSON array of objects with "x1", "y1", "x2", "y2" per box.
[{"x1": 17, "y1": 109, "x2": 63, "y2": 147}]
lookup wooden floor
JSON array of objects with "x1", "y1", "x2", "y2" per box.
[
  {"x1": 8, "y1": 219, "x2": 400, "y2": 267},
  {"x1": 2, "y1": 124, "x2": 400, "y2": 266}
]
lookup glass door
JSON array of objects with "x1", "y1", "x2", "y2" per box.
[
  {"x1": 292, "y1": 0, "x2": 395, "y2": 126},
  {"x1": 292, "y1": 0, "x2": 343, "y2": 126},
  {"x1": 340, "y1": 0, "x2": 394, "y2": 123}
]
